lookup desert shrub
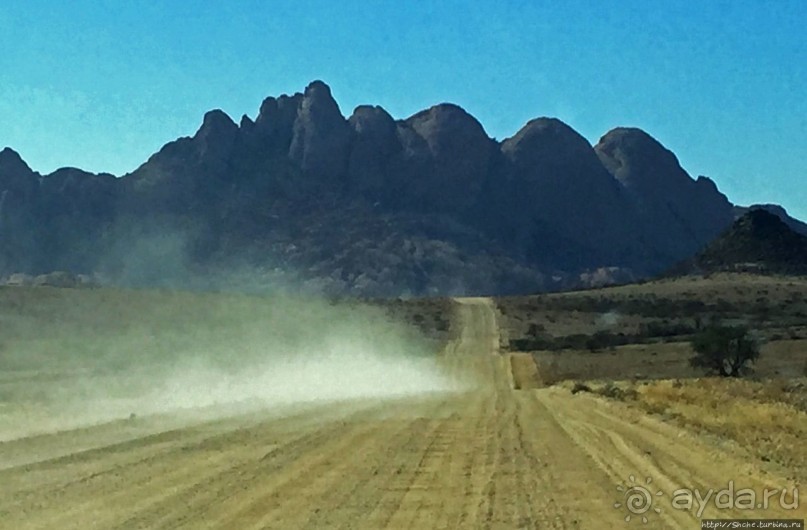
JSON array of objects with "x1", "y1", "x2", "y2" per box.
[
  {"x1": 712, "y1": 298, "x2": 737, "y2": 313},
  {"x1": 596, "y1": 382, "x2": 637, "y2": 401},
  {"x1": 585, "y1": 330, "x2": 626, "y2": 351},
  {"x1": 542, "y1": 296, "x2": 724, "y2": 320},
  {"x1": 571, "y1": 382, "x2": 591, "y2": 394},
  {"x1": 638, "y1": 320, "x2": 697, "y2": 339},
  {"x1": 511, "y1": 336, "x2": 556, "y2": 351},
  {"x1": 557, "y1": 334, "x2": 594, "y2": 350},
  {"x1": 512, "y1": 331, "x2": 632, "y2": 352},
  {"x1": 690, "y1": 324, "x2": 760, "y2": 377},
  {"x1": 526, "y1": 322, "x2": 545, "y2": 337}
]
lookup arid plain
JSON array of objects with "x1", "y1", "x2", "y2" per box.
[{"x1": 1, "y1": 278, "x2": 806, "y2": 528}]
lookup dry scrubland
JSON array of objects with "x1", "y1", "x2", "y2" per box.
[{"x1": 498, "y1": 273, "x2": 807, "y2": 484}]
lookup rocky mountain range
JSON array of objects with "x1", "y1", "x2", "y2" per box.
[{"x1": 1, "y1": 80, "x2": 803, "y2": 296}]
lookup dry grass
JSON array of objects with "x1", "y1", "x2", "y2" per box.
[
  {"x1": 553, "y1": 376, "x2": 807, "y2": 482},
  {"x1": 531, "y1": 340, "x2": 807, "y2": 385},
  {"x1": 633, "y1": 378, "x2": 807, "y2": 481},
  {"x1": 533, "y1": 342, "x2": 696, "y2": 384},
  {"x1": 499, "y1": 274, "x2": 807, "y2": 481},
  {"x1": 498, "y1": 273, "x2": 807, "y2": 344}
]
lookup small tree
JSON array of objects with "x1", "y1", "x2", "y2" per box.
[{"x1": 690, "y1": 324, "x2": 760, "y2": 377}]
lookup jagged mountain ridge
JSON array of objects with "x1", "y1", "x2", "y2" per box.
[{"x1": 1, "y1": 80, "x2": 801, "y2": 295}]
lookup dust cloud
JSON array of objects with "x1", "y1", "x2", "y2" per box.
[
  {"x1": 597, "y1": 310, "x2": 622, "y2": 328},
  {"x1": 0, "y1": 287, "x2": 463, "y2": 442}
]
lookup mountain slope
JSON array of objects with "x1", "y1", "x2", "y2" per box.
[
  {"x1": 594, "y1": 127, "x2": 734, "y2": 261},
  {"x1": 673, "y1": 209, "x2": 807, "y2": 276}
]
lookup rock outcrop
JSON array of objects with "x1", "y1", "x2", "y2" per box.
[
  {"x1": 347, "y1": 105, "x2": 400, "y2": 198},
  {"x1": 289, "y1": 81, "x2": 352, "y2": 183},
  {"x1": 501, "y1": 118, "x2": 647, "y2": 270},
  {"x1": 595, "y1": 127, "x2": 734, "y2": 261},
  {"x1": 672, "y1": 210, "x2": 807, "y2": 276}
]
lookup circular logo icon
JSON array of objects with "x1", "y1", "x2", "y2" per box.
[{"x1": 614, "y1": 475, "x2": 664, "y2": 524}]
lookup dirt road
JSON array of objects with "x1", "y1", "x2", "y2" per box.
[{"x1": 0, "y1": 298, "x2": 803, "y2": 529}]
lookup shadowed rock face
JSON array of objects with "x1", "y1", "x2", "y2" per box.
[
  {"x1": 196, "y1": 110, "x2": 239, "y2": 165},
  {"x1": 347, "y1": 105, "x2": 400, "y2": 197},
  {"x1": 501, "y1": 118, "x2": 647, "y2": 269},
  {"x1": 1, "y1": 81, "x2": 800, "y2": 295},
  {"x1": 0, "y1": 148, "x2": 38, "y2": 197},
  {"x1": 0, "y1": 150, "x2": 119, "y2": 275},
  {"x1": 503, "y1": 118, "x2": 605, "y2": 181},
  {"x1": 252, "y1": 93, "x2": 303, "y2": 152},
  {"x1": 0, "y1": 149, "x2": 41, "y2": 274},
  {"x1": 395, "y1": 103, "x2": 497, "y2": 214},
  {"x1": 289, "y1": 81, "x2": 351, "y2": 183},
  {"x1": 595, "y1": 127, "x2": 734, "y2": 260}
]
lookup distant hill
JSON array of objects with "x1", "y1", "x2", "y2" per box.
[
  {"x1": 1, "y1": 81, "x2": 804, "y2": 295},
  {"x1": 672, "y1": 210, "x2": 807, "y2": 276},
  {"x1": 733, "y1": 204, "x2": 807, "y2": 236}
]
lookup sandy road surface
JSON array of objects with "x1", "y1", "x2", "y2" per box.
[{"x1": 1, "y1": 298, "x2": 804, "y2": 529}]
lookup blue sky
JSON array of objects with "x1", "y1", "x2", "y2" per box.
[{"x1": 1, "y1": 1, "x2": 804, "y2": 218}]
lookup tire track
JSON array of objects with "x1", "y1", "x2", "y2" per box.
[
  {"x1": 214, "y1": 401, "x2": 451, "y2": 529},
  {"x1": 1, "y1": 401, "x2": 377, "y2": 529},
  {"x1": 109, "y1": 402, "x2": 393, "y2": 529},
  {"x1": 537, "y1": 388, "x2": 807, "y2": 525}
]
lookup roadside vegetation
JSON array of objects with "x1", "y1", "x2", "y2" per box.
[
  {"x1": 689, "y1": 324, "x2": 760, "y2": 377},
  {"x1": 497, "y1": 273, "x2": 807, "y2": 482}
]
